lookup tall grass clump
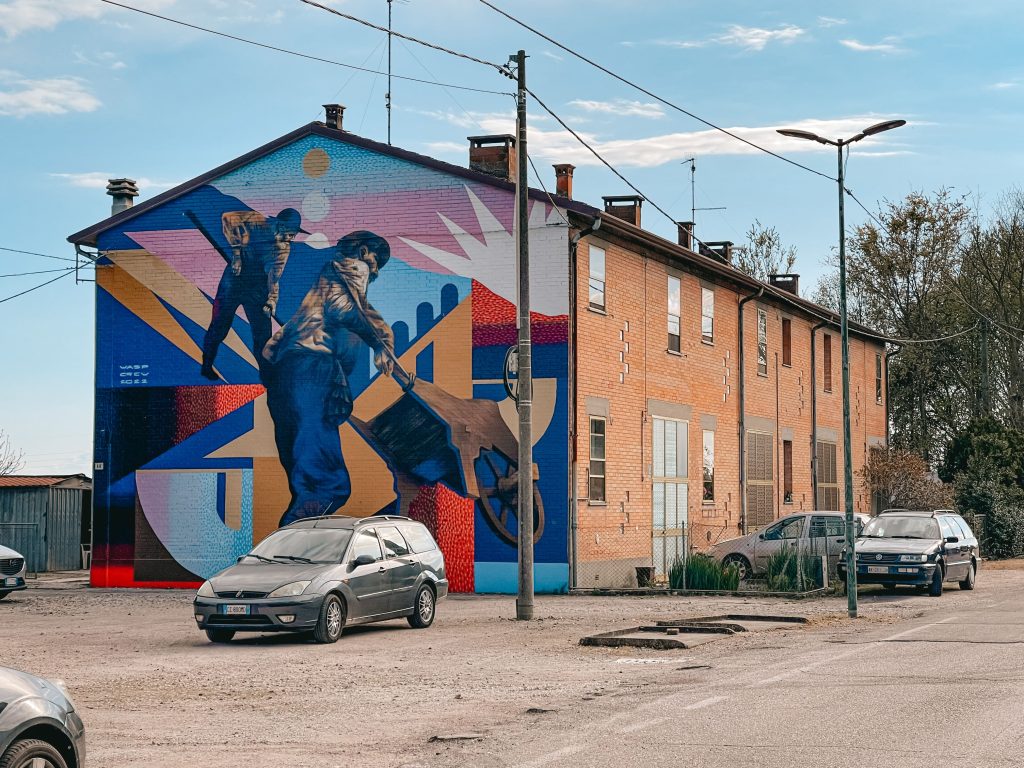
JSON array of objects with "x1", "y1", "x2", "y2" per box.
[{"x1": 668, "y1": 553, "x2": 740, "y2": 591}]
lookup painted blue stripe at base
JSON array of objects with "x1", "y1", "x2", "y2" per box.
[{"x1": 473, "y1": 562, "x2": 569, "y2": 595}]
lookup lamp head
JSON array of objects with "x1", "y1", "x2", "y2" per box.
[{"x1": 776, "y1": 128, "x2": 833, "y2": 146}]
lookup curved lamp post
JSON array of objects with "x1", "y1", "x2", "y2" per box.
[{"x1": 777, "y1": 119, "x2": 905, "y2": 618}]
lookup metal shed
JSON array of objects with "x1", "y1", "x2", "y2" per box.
[{"x1": 0, "y1": 475, "x2": 92, "y2": 572}]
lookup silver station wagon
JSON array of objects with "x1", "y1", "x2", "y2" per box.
[
  {"x1": 709, "y1": 511, "x2": 869, "y2": 580},
  {"x1": 193, "y1": 515, "x2": 448, "y2": 644}
]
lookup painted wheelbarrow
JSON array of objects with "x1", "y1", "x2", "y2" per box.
[{"x1": 350, "y1": 356, "x2": 545, "y2": 546}]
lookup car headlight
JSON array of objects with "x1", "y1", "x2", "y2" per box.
[
  {"x1": 899, "y1": 554, "x2": 927, "y2": 563},
  {"x1": 268, "y1": 580, "x2": 311, "y2": 598},
  {"x1": 196, "y1": 580, "x2": 215, "y2": 597}
]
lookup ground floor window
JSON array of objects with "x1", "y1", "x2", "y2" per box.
[
  {"x1": 652, "y1": 417, "x2": 688, "y2": 575},
  {"x1": 746, "y1": 431, "x2": 774, "y2": 528},
  {"x1": 815, "y1": 441, "x2": 839, "y2": 510}
]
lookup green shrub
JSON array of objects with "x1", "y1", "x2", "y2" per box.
[
  {"x1": 765, "y1": 546, "x2": 823, "y2": 592},
  {"x1": 981, "y1": 486, "x2": 1024, "y2": 559},
  {"x1": 667, "y1": 554, "x2": 740, "y2": 591}
]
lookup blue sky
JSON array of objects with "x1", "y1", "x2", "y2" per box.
[{"x1": 1, "y1": 0, "x2": 1021, "y2": 473}]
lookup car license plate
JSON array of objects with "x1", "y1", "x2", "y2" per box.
[
  {"x1": 222, "y1": 604, "x2": 249, "y2": 615},
  {"x1": 3, "y1": 577, "x2": 16, "y2": 587},
  {"x1": 866, "y1": 566, "x2": 888, "y2": 574}
]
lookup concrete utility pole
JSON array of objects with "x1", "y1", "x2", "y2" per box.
[{"x1": 514, "y1": 49, "x2": 534, "y2": 621}]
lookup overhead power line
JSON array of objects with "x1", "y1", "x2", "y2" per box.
[
  {"x1": 0, "y1": 246, "x2": 76, "y2": 263},
  {"x1": 0, "y1": 267, "x2": 88, "y2": 279},
  {"x1": 476, "y1": 0, "x2": 836, "y2": 183},
  {"x1": 298, "y1": 0, "x2": 509, "y2": 74},
  {"x1": 99, "y1": 0, "x2": 509, "y2": 96},
  {"x1": 0, "y1": 269, "x2": 76, "y2": 305}
]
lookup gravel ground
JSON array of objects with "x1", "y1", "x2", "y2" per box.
[{"x1": 0, "y1": 572, "x2": 1007, "y2": 768}]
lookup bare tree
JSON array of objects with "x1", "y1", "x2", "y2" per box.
[
  {"x1": 734, "y1": 220, "x2": 797, "y2": 282},
  {"x1": 860, "y1": 448, "x2": 953, "y2": 511},
  {"x1": 0, "y1": 430, "x2": 24, "y2": 477}
]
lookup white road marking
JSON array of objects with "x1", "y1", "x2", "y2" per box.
[
  {"x1": 750, "y1": 616, "x2": 958, "y2": 687},
  {"x1": 620, "y1": 717, "x2": 666, "y2": 733},
  {"x1": 684, "y1": 695, "x2": 728, "y2": 710},
  {"x1": 514, "y1": 745, "x2": 584, "y2": 768}
]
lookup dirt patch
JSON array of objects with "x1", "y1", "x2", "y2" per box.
[{"x1": 981, "y1": 558, "x2": 1024, "y2": 570}]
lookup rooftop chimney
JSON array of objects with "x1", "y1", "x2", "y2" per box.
[
  {"x1": 701, "y1": 240, "x2": 734, "y2": 264},
  {"x1": 677, "y1": 221, "x2": 694, "y2": 250},
  {"x1": 323, "y1": 103, "x2": 346, "y2": 130},
  {"x1": 106, "y1": 178, "x2": 139, "y2": 216},
  {"x1": 769, "y1": 273, "x2": 800, "y2": 295},
  {"x1": 553, "y1": 163, "x2": 575, "y2": 199},
  {"x1": 602, "y1": 195, "x2": 644, "y2": 227},
  {"x1": 468, "y1": 135, "x2": 516, "y2": 181}
]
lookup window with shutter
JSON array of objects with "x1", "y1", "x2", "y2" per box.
[
  {"x1": 746, "y1": 432, "x2": 774, "y2": 528},
  {"x1": 815, "y1": 441, "x2": 839, "y2": 510}
]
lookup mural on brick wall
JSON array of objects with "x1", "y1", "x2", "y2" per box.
[{"x1": 92, "y1": 134, "x2": 569, "y2": 593}]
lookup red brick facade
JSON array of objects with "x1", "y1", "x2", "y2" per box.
[{"x1": 571, "y1": 224, "x2": 887, "y2": 588}]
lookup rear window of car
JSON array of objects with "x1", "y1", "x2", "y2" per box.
[{"x1": 401, "y1": 523, "x2": 438, "y2": 554}]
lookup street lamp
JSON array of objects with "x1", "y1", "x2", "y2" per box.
[{"x1": 777, "y1": 119, "x2": 905, "y2": 618}]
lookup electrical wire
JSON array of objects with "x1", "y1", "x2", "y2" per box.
[
  {"x1": 0, "y1": 267, "x2": 82, "y2": 279},
  {"x1": 476, "y1": 0, "x2": 836, "y2": 183},
  {"x1": 0, "y1": 246, "x2": 76, "y2": 263},
  {"x1": 0, "y1": 269, "x2": 76, "y2": 305},
  {"x1": 98, "y1": 0, "x2": 509, "y2": 96},
  {"x1": 298, "y1": 0, "x2": 509, "y2": 73}
]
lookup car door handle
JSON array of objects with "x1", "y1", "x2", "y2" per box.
[{"x1": 378, "y1": 566, "x2": 386, "y2": 572}]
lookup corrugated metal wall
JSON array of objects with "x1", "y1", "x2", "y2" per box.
[
  {"x1": 0, "y1": 488, "x2": 47, "y2": 572},
  {"x1": 47, "y1": 487, "x2": 84, "y2": 571},
  {"x1": 0, "y1": 487, "x2": 85, "y2": 572}
]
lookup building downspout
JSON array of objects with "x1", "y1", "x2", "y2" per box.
[
  {"x1": 810, "y1": 320, "x2": 828, "y2": 510},
  {"x1": 884, "y1": 343, "x2": 902, "y2": 449},
  {"x1": 737, "y1": 287, "x2": 763, "y2": 535},
  {"x1": 568, "y1": 217, "x2": 600, "y2": 590}
]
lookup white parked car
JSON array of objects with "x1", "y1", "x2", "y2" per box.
[
  {"x1": 708, "y1": 511, "x2": 869, "y2": 580},
  {"x1": 0, "y1": 544, "x2": 27, "y2": 600}
]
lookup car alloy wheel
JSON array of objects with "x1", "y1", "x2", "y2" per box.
[
  {"x1": 313, "y1": 594, "x2": 345, "y2": 643},
  {"x1": 326, "y1": 599, "x2": 343, "y2": 637},
  {"x1": 0, "y1": 738, "x2": 69, "y2": 768},
  {"x1": 408, "y1": 585, "x2": 436, "y2": 629}
]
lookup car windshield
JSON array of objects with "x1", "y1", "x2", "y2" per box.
[
  {"x1": 248, "y1": 529, "x2": 352, "y2": 563},
  {"x1": 861, "y1": 516, "x2": 940, "y2": 540}
]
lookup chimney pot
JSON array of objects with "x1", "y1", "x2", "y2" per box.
[
  {"x1": 553, "y1": 163, "x2": 575, "y2": 199},
  {"x1": 468, "y1": 135, "x2": 517, "y2": 181},
  {"x1": 106, "y1": 178, "x2": 139, "y2": 216},
  {"x1": 323, "y1": 103, "x2": 345, "y2": 130},
  {"x1": 769, "y1": 273, "x2": 800, "y2": 295},
  {"x1": 677, "y1": 221, "x2": 695, "y2": 250},
  {"x1": 702, "y1": 240, "x2": 734, "y2": 264},
  {"x1": 602, "y1": 195, "x2": 644, "y2": 228}
]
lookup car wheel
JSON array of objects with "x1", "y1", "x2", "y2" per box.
[
  {"x1": 928, "y1": 565, "x2": 944, "y2": 597},
  {"x1": 959, "y1": 562, "x2": 977, "y2": 591},
  {"x1": 0, "y1": 737, "x2": 69, "y2": 768},
  {"x1": 882, "y1": 583, "x2": 897, "y2": 593},
  {"x1": 205, "y1": 628, "x2": 235, "y2": 643},
  {"x1": 407, "y1": 584, "x2": 436, "y2": 629},
  {"x1": 722, "y1": 554, "x2": 751, "y2": 581},
  {"x1": 313, "y1": 594, "x2": 345, "y2": 643}
]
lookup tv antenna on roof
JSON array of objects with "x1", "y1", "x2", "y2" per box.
[{"x1": 681, "y1": 158, "x2": 725, "y2": 241}]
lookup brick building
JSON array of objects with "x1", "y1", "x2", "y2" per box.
[{"x1": 68, "y1": 106, "x2": 885, "y2": 593}]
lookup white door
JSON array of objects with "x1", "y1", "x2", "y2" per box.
[{"x1": 652, "y1": 417, "x2": 688, "y2": 578}]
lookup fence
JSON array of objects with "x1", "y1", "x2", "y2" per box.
[{"x1": 0, "y1": 523, "x2": 41, "y2": 577}]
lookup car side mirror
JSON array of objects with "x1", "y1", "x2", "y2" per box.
[
  {"x1": 945, "y1": 536, "x2": 959, "y2": 544},
  {"x1": 352, "y1": 554, "x2": 376, "y2": 567},
  {"x1": 757, "y1": 533, "x2": 764, "y2": 541},
  {"x1": 236, "y1": 555, "x2": 245, "y2": 563}
]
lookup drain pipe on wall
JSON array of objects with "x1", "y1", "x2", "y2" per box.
[
  {"x1": 809, "y1": 320, "x2": 829, "y2": 509},
  {"x1": 737, "y1": 287, "x2": 764, "y2": 536},
  {"x1": 568, "y1": 217, "x2": 601, "y2": 590},
  {"x1": 884, "y1": 342, "x2": 902, "y2": 449}
]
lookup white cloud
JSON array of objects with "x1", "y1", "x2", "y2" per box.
[
  {"x1": 988, "y1": 80, "x2": 1019, "y2": 90},
  {"x1": 569, "y1": 99, "x2": 665, "y2": 119},
  {"x1": 817, "y1": 16, "x2": 847, "y2": 28},
  {"x1": 840, "y1": 37, "x2": 905, "y2": 54},
  {"x1": 405, "y1": 107, "x2": 550, "y2": 134},
  {"x1": 0, "y1": 0, "x2": 174, "y2": 38},
  {"x1": 50, "y1": 172, "x2": 180, "y2": 192},
  {"x1": 0, "y1": 73, "x2": 100, "y2": 117},
  {"x1": 657, "y1": 24, "x2": 805, "y2": 52},
  {"x1": 541, "y1": 50, "x2": 564, "y2": 62},
  {"x1": 74, "y1": 51, "x2": 127, "y2": 70}
]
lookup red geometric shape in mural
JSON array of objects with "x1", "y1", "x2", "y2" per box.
[
  {"x1": 470, "y1": 280, "x2": 568, "y2": 348},
  {"x1": 172, "y1": 384, "x2": 265, "y2": 445},
  {"x1": 407, "y1": 483, "x2": 475, "y2": 593}
]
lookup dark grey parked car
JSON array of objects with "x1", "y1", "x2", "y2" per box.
[
  {"x1": 194, "y1": 515, "x2": 448, "y2": 643},
  {"x1": 0, "y1": 666, "x2": 85, "y2": 768},
  {"x1": 838, "y1": 509, "x2": 979, "y2": 596}
]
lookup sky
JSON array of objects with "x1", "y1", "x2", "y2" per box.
[{"x1": 1, "y1": 0, "x2": 1022, "y2": 474}]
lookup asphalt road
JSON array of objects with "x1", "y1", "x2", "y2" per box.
[
  {"x1": 3, "y1": 568, "x2": 1022, "y2": 767},
  {"x1": 429, "y1": 571, "x2": 1024, "y2": 768}
]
